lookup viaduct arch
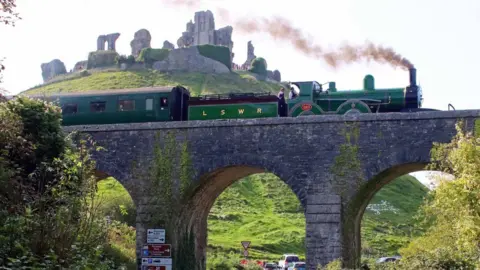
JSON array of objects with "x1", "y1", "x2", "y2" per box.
[{"x1": 64, "y1": 110, "x2": 480, "y2": 270}]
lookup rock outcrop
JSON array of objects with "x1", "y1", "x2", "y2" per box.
[
  {"x1": 130, "y1": 29, "x2": 151, "y2": 57},
  {"x1": 73, "y1": 60, "x2": 88, "y2": 72},
  {"x1": 152, "y1": 46, "x2": 229, "y2": 74},
  {"x1": 162, "y1": 40, "x2": 175, "y2": 50},
  {"x1": 41, "y1": 59, "x2": 67, "y2": 82},
  {"x1": 273, "y1": 70, "x2": 281, "y2": 82}
]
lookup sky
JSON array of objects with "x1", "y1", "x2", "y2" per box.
[{"x1": 0, "y1": 0, "x2": 477, "y2": 186}]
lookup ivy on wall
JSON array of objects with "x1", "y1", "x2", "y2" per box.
[
  {"x1": 132, "y1": 130, "x2": 197, "y2": 269},
  {"x1": 475, "y1": 118, "x2": 480, "y2": 138},
  {"x1": 330, "y1": 122, "x2": 365, "y2": 198}
]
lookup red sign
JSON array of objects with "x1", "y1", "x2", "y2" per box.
[
  {"x1": 301, "y1": 104, "x2": 312, "y2": 111},
  {"x1": 143, "y1": 244, "x2": 171, "y2": 257},
  {"x1": 145, "y1": 267, "x2": 166, "y2": 270}
]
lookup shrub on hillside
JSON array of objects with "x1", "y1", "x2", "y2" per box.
[
  {"x1": 249, "y1": 57, "x2": 267, "y2": 76},
  {"x1": 197, "y1": 44, "x2": 232, "y2": 70},
  {"x1": 137, "y1": 48, "x2": 170, "y2": 66}
]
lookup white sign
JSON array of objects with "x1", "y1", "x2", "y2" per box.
[
  {"x1": 241, "y1": 241, "x2": 251, "y2": 249},
  {"x1": 147, "y1": 229, "x2": 166, "y2": 244},
  {"x1": 141, "y1": 257, "x2": 172, "y2": 265},
  {"x1": 243, "y1": 249, "x2": 249, "y2": 257}
]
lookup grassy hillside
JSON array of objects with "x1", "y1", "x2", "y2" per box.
[{"x1": 23, "y1": 69, "x2": 283, "y2": 96}]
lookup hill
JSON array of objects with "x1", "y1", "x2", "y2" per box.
[{"x1": 22, "y1": 69, "x2": 283, "y2": 96}]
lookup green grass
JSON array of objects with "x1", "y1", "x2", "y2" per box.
[{"x1": 23, "y1": 69, "x2": 283, "y2": 97}]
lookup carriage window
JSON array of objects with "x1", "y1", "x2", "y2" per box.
[
  {"x1": 119, "y1": 100, "x2": 135, "y2": 111},
  {"x1": 313, "y1": 82, "x2": 322, "y2": 92},
  {"x1": 145, "y1": 98, "x2": 153, "y2": 111},
  {"x1": 160, "y1": 97, "x2": 168, "y2": 107},
  {"x1": 90, "y1": 101, "x2": 106, "y2": 112},
  {"x1": 62, "y1": 104, "x2": 77, "y2": 115}
]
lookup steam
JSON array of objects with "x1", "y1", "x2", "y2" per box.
[{"x1": 163, "y1": 1, "x2": 415, "y2": 70}]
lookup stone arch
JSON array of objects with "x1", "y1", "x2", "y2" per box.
[
  {"x1": 344, "y1": 160, "x2": 432, "y2": 268},
  {"x1": 177, "y1": 161, "x2": 307, "y2": 269}
]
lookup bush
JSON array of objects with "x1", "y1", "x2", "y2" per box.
[
  {"x1": 115, "y1": 55, "x2": 137, "y2": 68},
  {"x1": 0, "y1": 97, "x2": 124, "y2": 268},
  {"x1": 249, "y1": 57, "x2": 267, "y2": 76},
  {"x1": 197, "y1": 44, "x2": 232, "y2": 70},
  {"x1": 137, "y1": 48, "x2": 170, "y2": 66}
]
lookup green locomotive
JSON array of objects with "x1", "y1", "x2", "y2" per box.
[{"x1": 23, "y1": 68, "x2": 428, "y2": 126}]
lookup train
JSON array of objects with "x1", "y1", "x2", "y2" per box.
[{"x1": 20, "y1": 68, "x2": 434, "y2": 126}]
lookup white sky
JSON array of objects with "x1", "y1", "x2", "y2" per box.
[{"x1": 1, "y1": 0, "x2": 473, "y2": 186}]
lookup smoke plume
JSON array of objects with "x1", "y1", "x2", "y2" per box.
[{"x1": 163, "y1": 1, "x2": 414, "y2": 70}]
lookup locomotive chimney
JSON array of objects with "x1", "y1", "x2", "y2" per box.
[{"x1": 409, "y1": 68, "x2": 417, "y2": 86}]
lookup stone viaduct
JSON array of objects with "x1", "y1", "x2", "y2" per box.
[{"x1": 64, "y1": 110, "x2": 480, "y2": 270}]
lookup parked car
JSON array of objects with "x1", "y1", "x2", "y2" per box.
[
  {"x1": 376, "y1": 256, "x2": 401, "y2": 264},
  {"x1": 287, "y1": 262, "x2": 306, "y2": 270},
  {"x1": 278, "y1": 254, "x2": 300, "y2": 270},
  {"x1": 263, "y1": 262, "x2": 277, "y2": 269}
]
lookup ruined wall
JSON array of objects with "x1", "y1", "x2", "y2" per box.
[
  {"x1": 152, "y1": 46, "x2": 230, "y2": 74},
  {"x1": 177, "y1": 10, "x2": 234, "y2": 59},
  {"x1": 40, "y1": 59, "x2": 67, "y2": 82}
]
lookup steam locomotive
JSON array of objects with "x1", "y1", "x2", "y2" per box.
[{"x1": 22, "y1": 68, "x2": 434, "y2": 126}]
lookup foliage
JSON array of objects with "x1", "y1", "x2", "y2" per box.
[
  {"x1": 1, "y1": 0, "x2": 21, "y2": 87},
  {"x1": 197, "y1": 44, "x2": 232, "y2": 70},
  {"x1": 330, "y1": 122, "x2": 363, "y2": 197},
  {"x1": 23, "y1": 69, "x2": 283, "y2": 97},
  {"x1": 0, "y1": 0, "x2": 21, "y2": 26},
  {"x1": 96, "y1": 177, "x2": 136, "y2": 226},
  {"x1": 115, "y1": 54, "x2": 136, "y2": 67},
  {"x1": 249, "y1": 57, "x2": 267, "y2": 76},
  {"x1": 137, "y1": 48, "x2": 170, "y2": 66},
  {"x1": 397, "y1": 121, "x2": 480, "y2": 269},
  {"x1": 0, "y1": 97, "x2": 124, "y2": 268}
]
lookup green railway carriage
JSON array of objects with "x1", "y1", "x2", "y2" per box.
[
  {"x1": 17, "y1": 68, "x2": 431, "y2": 126},
  {"x1": 188, "y1": 93, "x2": 279, "y2": 120},
  {"x1": 27, "y1": 86, "x2": 190, "y2": 126}
]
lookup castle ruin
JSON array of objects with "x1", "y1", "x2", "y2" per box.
[
  {"x1": 177, "y1": 10, "x2": 234, "y2": 59},
  {"x1": 40, "y1": 10, "x2": 281, "y2": 83}
]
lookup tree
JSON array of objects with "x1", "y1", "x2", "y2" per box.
[
  {"x1": 0, "y1": 97, "x2": 116, "y2": 268},
  {"x1": 249, "y1": 57, "x2": 268, "y2": 76},
  {"x1": 398, "y1": 122, "x2": 480, "y2": 269},
  {"x1": 0, "y1": 0, "x2": 21, "y2": 86}
]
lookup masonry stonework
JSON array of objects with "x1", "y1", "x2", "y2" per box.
[{"x1": 64, "y1": 110, "x2": 480, "y2": 270}]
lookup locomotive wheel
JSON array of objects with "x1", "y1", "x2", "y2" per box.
[
  {"x1": 288, "y1": 101, "x2": 324, "y2": 117},
  {"x1": 336, "y1": 99, "x2": 372, "y2": 115}
]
